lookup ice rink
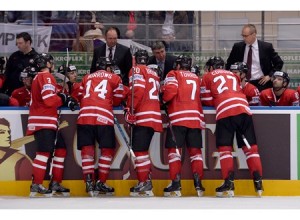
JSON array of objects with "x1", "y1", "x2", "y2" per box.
[{"x1": 2, "y1": 196, "x2": 300, "y2": 220}]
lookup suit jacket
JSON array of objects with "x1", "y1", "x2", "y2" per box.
[
  {"x1": 225, "y1": 40, "x2": 284, "y2": 77},
  {"x1": 147, "y1": 54, "x2": 177, "y2": 80},
  {"x1": 90, "y1": 43, "x2": 132, "y2": 86}
]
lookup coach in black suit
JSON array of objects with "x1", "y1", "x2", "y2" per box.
[
  {"x1": 90, "y1": 26, "x2": 132, "y2": 86},
  {"x1": 147, "y1": 41, "x2": 176, "y2": 81},
  {"x1": 226, "y1": 24, "x2": 283, "y2": 91}
]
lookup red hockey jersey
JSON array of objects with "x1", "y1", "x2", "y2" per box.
[
  {"x1": 243, "y1": 82, "x2": 260, "y2": 106},
  {"x1": 127, "y1": 64, "x2": 163, "y2": 132},
  {"x1": 11, "y1": 86, "x2": 31, "y2": 107},
  {"x1": 26, "y1": 71, "x2": 63, "y2": 135},
  {"x1": 200, "y1": 69, "x2": 251, "y2": 120},
  {"x1": 162, "y1": 70, "x2": 205, "y2": 129},
  {"x1": 77, "y1": 70, "x2": 125, "y2": 125},
  {"x1": 260, "y1": 88, "x2": 299, "y2": 106}
]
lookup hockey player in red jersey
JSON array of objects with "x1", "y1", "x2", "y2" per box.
[
  {"x1": 161, "y1": 55, "x2": 206, "y2": 197},
  {"x1": 27, "y1": 53, "x2": 78, "y2": 198},
  {"x1": 260, "y1": 71, "x2": 299, "y2": 106},
  {"x1": 230, "y1": 62, "x2": 260, "y2": 106},
  {"x1": 125, "y1": 49, "x2": 163, "y2": 197},
  {"x1": 77, "y1": 57, "x2": 125, "y2": 197},
  {"x1": 200, "y1": 56, "x2": 263, "y2": 197},
  {"x1": 11, "y1": 66, "x2": 36, "y2": 106}
]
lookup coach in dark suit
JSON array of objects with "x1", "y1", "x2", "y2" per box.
[
  {"x1": 226, "y1": 24, "x2": 283, "y2": 91},
  {"x1": 147, "y1": 41, "x2": 176, "y2": 81},
  {"x1": 90, "y1": 26, "x2": 132, "y2": 86}
]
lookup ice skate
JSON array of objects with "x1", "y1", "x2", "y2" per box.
[
  {"x1": 193, "y1": 173, "x2": 205, "y2": 197},
  {"x1": 216, "y1": 172, "x2": 235, "y2": 198},
  {"x1": 130, "y1": 180, "x2": 154, "y2": 197},
  {"x1": 29, "y1": 183, "x2": 52, "y2": 198},
  {"x1": 164, "y1": 174, "x2": 181, "y2": 197},
  {"x1": 253, "y1": 171, "x2": 264, "y2": 197},
  {"x1": 85, "y1": 174, "x2": 94, "y2": 197},
  {"x1": 94, "y1": 180, "x2": 115, "y2": 196},
  {"x1": 49, "y1": 181, "x2": 70, "y2": 197}
]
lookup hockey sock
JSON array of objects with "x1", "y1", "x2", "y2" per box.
[
  {"x1": 188, "y1": 147, "x2": 204, "y2": 179},
  {"x1": 134, "y1": 151, "x2": 151, "y2": 182},
  {"x1": 167, "y1": 148, "x2": 182, "y2": 180},
  {"x1": 51, "y1": 148, "x2": 67, "y2": 183},
  {"x1": 218, "y1": 146, "x2": 234, "y2": 179},
  {"x1": 98, "y1": 148, "x2": 115, "y2": 183},
  {"x1": 242, "y1": 145, "x2": 263, "y2": 177},
  {"x1": 81, "y1": 145, "x2": 95, "y2": 181},
  {"x1": 32, "y1": 152, "x2": 50, "y2": 184}
]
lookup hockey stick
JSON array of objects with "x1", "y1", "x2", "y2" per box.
[
  {"x1": 49, "y1": 48, "x2": 69, "y2": 177},
  {"x1": 164, "y1": 105, "x2": 181, "y2": 157},
  {"x1": 113, "y1": 115, "x2": 136, "y2": 168}
]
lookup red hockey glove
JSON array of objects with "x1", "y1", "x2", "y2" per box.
[{"x1": 124, "y1": 107, "x2": 136, "y2": 125}]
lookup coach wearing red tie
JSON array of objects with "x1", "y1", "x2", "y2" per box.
[{"x1": 226, "y1": 24, "x2": 284, "y2": 92}]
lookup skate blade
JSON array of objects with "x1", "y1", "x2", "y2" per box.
[
  {"x1": 94, "y1": 191, "x2": 114, "y2": 197},
  {"x1": 196, "y1": 190, "x2": 204, "y2": 197},
  {"x1": 256, "y1": 190, "x2": 263, "y2": 197},
  {"x1": 164, "y1": 191, "x2": 181, "y2": 197},
  {"x1": 87, "y1": 191, "x2": 94, "y2": 197},
  {"x1": 216, "y1": 190, "x2": 234, "y2": 198},
  {"x1": 130, "y1": 191, "x2": 154, "y2": 197},
  {"x1": 29, "y1": 192, "x2": 52, "y2": 198},
  {"x1": 52, "y1": 191, "x2": 70, "y2": 197}
]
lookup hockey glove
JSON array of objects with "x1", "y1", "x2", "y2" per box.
[
  {"x1": 124, "y1": 107, "x2": 136, "y2": 125},
  {"x1": 57, "y1": 92, "x2": 67, "y2": 105},
  {"x1": 66, "y1": 96, "x2": 79, "y2": 111}
]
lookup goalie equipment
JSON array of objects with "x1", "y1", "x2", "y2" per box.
[
  {"x1": 215, "y1": 171, "x2": 235, "y2": 198},
  {"x1": 130, "y1": 180, "x2": 154, "y2": 197},
  {"x1": 124, "y1": 107, "x2": 136, "y2": 125},
  {"x1": 29, "y1": 183, "x2": 52, "y2": 198}
]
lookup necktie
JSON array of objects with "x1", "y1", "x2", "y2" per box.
[
  {"x1": 108, "y1": 47, "x2": 113, "y2": 61},
  {"x1": 246, "y1": 45, "x2": 252, "y2": 80},
  {"x1": 158, "y1": 61, "x2": 164, "y2": 74}
]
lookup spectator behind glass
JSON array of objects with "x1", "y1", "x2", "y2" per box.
[
  {"x1": 90, "y1": 26, "x2": 132, "y2": 86},
  {"x1": 1, "y1": 32, "x2": 38, "y2": 96},
  {"x1": 147, "y1": 41, "x2": 176, "y2": 80},
  {"x1": 226, "y1": 24, "x2": 284, "y2": 92}
]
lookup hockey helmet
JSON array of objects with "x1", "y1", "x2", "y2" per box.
[
  {"x1": 134, "y1": 50, "x2": 149, "y2": 65},
  {"x1": 272, "y1": 71, "x2": 290, "y2": 87},
  {"x1": 34, "y1": 53, "x2": 54, "y2": 71},
  {"x1": 58, "y1": 64, "x2": 77, "y2": 75},
  {"x1": 230, "y1": 62, "x2": 248, "y2": 74},
  {"x1": 191, "y1": 64, "x2": 201, "y2": 76},
  {"x1": 96, "y1": 57, "x2": 113, "y2": 71},
  {"x1": 174, "y1": 55, "x2": 192, "y2": 70},
  {"x1": 20, "y1": 66, "x2": 37, "y2": 80},
  {"x1": 111, "y1": 64, "x2": 121, "y2": 75},
  {"x1": 205, "y1": 56, "x2": 225, "y2": 70},
  {"x1": 147, "y1": 64, "x2": 163, "y2": 77}
]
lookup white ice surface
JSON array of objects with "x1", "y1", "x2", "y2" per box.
[{"x1": 1, "y1": 196, "x2": 300, "y2": 220}]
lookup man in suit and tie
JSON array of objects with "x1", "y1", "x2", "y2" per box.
[
  {"x1": 226, "y1": 24, "x2": 284, "y2": 92},
  {"x1": 147, "y1": 41, "x2": 176, "y2": 81},
  {"x1": 90, "y1": 26, "x2": 132, "y2": 86}
]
